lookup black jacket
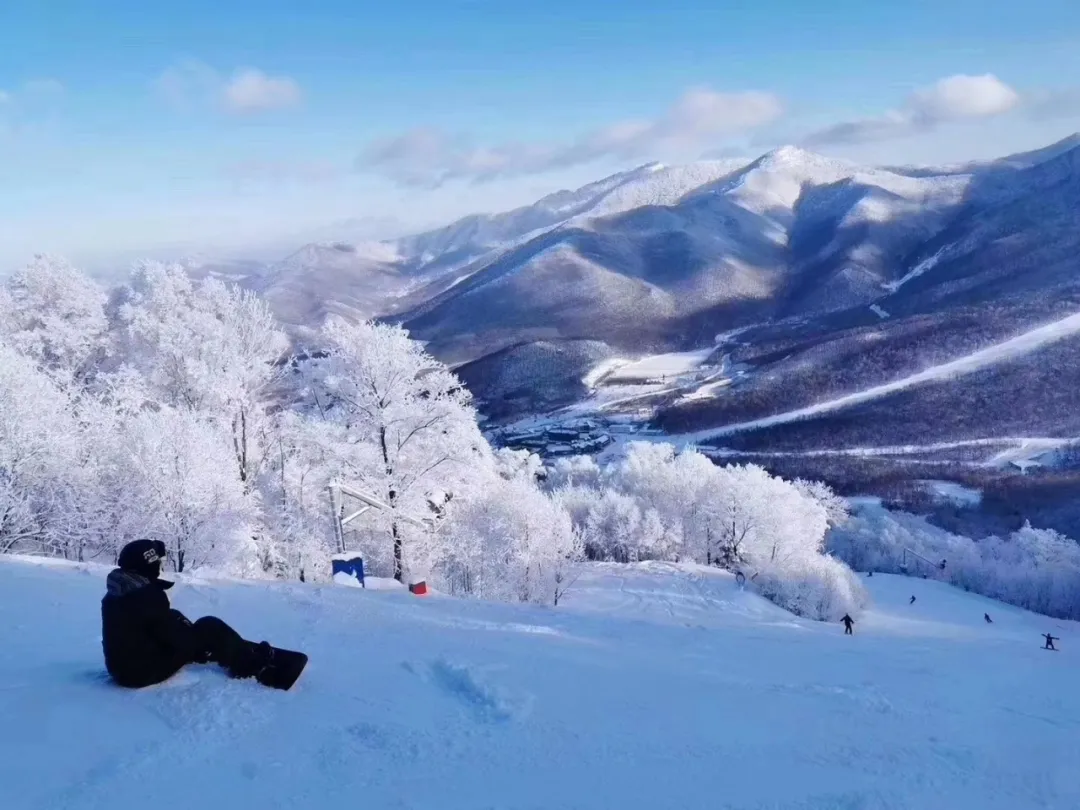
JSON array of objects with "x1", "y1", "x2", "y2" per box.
[{"x1": 101, "y1": 569, "x2": 198, "y2": 687}]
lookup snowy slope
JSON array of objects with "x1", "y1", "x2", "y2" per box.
[
  {"x1": 677, "y1": 309, "x2": 1080, "y2": 443},
  {"x1": 3, "y1": 556, "x2": 1078, "y2": 810},
  {"x1": 255, "y1": 241, "x2": 407, "y2": 325},
  {"x1": 218, "y1": 135, "x2": 1080, "y2": 451}
]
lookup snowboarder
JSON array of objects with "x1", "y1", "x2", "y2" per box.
[
  {"x1": 984, "y1": 613, "x2": 993, "y2": 624},
  {"x1": 867, "y1": 571, "x2": 873, "y2": 578},
  {"x1": 841, "y1": 614, "x2": 854, "y2": 635},
  {"x1": 909, "y1": 595, "x2": 916, "y2": 605},
  {"x1": 101, "y1": 539, "x2": 304, "y2": 689},
  {"x1": 1043, "y1": 633, "x2": 1059, "y2": 651}
]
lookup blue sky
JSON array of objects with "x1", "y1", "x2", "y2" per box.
[{"x1": 2, "y1": 0, "x2": 1080, "y2": 270}]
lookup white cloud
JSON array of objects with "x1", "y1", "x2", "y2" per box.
[
  {"x1": 222, "y1": 69, "x2": 302, "y2": 114},
  {"x1": 907, "y1": 74, "x2": 1019, "y2": 123},
  {"x1": 157, "y1": 61, "x2": 301, "y2": 116},
  {"x1": 803, "y1": 74, "x2": 1026, "y2": 147},
  {"x1": 358, "y1": 86, "x2": 783, "y2": 187}
]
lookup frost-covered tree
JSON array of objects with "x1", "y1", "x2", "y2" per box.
[
  {"x1": 493, "y1": 447, "x2": 545, "y2": 483},
  {"x1": 547, "y1": 443, "x2": 866, "y2": 619},
  {"x1": 567, "y1": 488, "x2": 669, "y2": 563},
  {"x1": 0, "y1": 341, "x2": 80, "y2": 555},
  {"x1": 115, "y1": 261, "x2": 289, "y2": 491},
  {"x1": 545, "y1": 454, "x2": 603, "y2": 490},
  {"x1": 0, "y1": 336, "x2": 116, "y2": 562},
  {"x1": 443, "y1": 472, "x2": 582, "y2": 605},
  {"x1": 317, "y1": 318, "x2": 491, "y2": 581},
  {"x1": 0, "y1": 255, "x2": 108, "y2": 385},
  {"x1": 114, "y1": 405, "x2": 257, "y2": 574},
  {"x1": 792, "y1": 478, "x2": 850, "y2": 529},
  {"x1": 0, "y1": 256, "x2": 591, "y2": 604},
  {"x1": 257, "y1": 411, "x2": 337, "y2": 581}
]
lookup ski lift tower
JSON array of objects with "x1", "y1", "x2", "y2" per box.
[
  {"x1": 901, "y1": 547, "x2": 947, "y2": 577},
  {"x1": 327, "y1": 481, "x2": 435, "y2": 554}
]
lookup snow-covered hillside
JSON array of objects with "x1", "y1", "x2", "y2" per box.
[
  {"x1": 676, "y1": 309, "x2": 1080, "y2": 444},
  {"x1": 3, "y1": 556, "x2": 1078, "y2": 810}
]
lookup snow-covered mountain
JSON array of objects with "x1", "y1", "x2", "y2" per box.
[
  {"x1": 387, "y1": 139, "x2": 1064, "y2": 366},
  {"x1": 249, "y1": 134, "x2": 1080, "y2": 479},
  {"x1": 250, "y1": 241, "x2": 406, "y2": 325},
  {"x1": 256, "y1": 158, "x2": 755, "y2": 332}
]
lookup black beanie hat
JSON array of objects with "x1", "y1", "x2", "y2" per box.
[{"x1": 117, "y1": 539, "x2": 168, "y2": 581}]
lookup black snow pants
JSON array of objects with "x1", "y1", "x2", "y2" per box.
[
  {"x1": 117, "y1": 613, "x2": 263, "y2": 688},
  {"x1": 187, "y1": 615, "x2": 264, "y2": 676}
]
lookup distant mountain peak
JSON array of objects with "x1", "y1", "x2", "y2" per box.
[{"x1": 761, "y1": 144, "x2": 814, "y2": 162}]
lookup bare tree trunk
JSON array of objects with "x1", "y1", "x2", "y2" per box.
[
  {"x1": 380, "y1": 425, "x2": 404, "y2": 582},
  {"x1": 232, "y1": 407, "x2": 249, "y2": 487},
  {"x1": 392, "y1": 517, "x2": 403, "y2": 582}
]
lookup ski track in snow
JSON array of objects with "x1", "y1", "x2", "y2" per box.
[
  {"x1": 2, "y1": 557, "x2": 1079, "y2": 810},
  {"x1": 884, "y1": 244, "x2": 950, "y2": 293},
  {"x1": 702, "y1": 436, "x2": 1074, "y2": 467},
  {"x1": 679, "y1": 311, "x2": 1080, "y2": 443}
]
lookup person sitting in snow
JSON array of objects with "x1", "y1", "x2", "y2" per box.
[
  {"x1": 101, "y1": 539, "x2": 277, "y2": 688},
  {"x1": 841, "y1": 614, "x2": 854, "y2": 635}
]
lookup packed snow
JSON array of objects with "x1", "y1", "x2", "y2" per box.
[
  {"x1": 592, "y1": 347, "x2": 716, "y2": 384},
  {"x1": 2, "y1": 555, "x2": 1078, "y2": 810},
  {"x1": 702, "y1": 436, "x2": 1075, "y2": 467},
  {"x1": 988, "y1": 438, "x2": 1071, "y2": 471},
  {"x1": 884, "y1": 244, "x2": 950, "y2": 293},
  {"x1": 920, "y1": 479, "x2": 983, "y2": 507}
]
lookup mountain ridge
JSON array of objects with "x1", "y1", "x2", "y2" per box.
[{"x1": 244, "y1": 135, "x2": 1080, "y2": 473}]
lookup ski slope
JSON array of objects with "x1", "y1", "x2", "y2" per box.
[
  {"x1": 678, "y1": 311, "x2": 1080, "y2": 443},
  {"x1": 704, "y1": 436, "x2": 1074, "y2": 468},
  {"x1": 1, "y1": 557, "x2": 1078, "y2": 810}
]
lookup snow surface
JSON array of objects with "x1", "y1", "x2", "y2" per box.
[
  {"x1": 3, "y1": 556, "x2": 1079, "y2": 809},
  {"x1": 884, "y1": 244, "x2": 949, "y2": 293},
  {"x1": 920, "y1": 480, "x2": 983, "y2": 507},
  {"x1": 604, "y1": 347, "x2": 721, "y2": 382},
  {"x1": 680, "y1": 311, "x2": 1080, "y2": 443},
  {"x1": 987, "y1": 438, "x2": 1071, "y2": 470},
  {"x1": 703, "y1": 436, "x2": 1074, "y2": 465},
  {"x1": 562, "y1": 350, "x2": 729, "y2": 418}
]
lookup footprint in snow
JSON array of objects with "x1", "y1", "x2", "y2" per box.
[{"x1": 405, "y1": 659, "x2": 532, "y2": 723}]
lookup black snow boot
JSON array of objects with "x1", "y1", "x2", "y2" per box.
[
  {"x1": 252, "y1": 641, "x2": 275, "y2": 679},
  {"x1": 224, "y1": 640, "x2": 274, "y2": 680}
]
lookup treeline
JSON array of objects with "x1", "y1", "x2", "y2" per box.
[{"x1": 0, "y1": 255, "x2": 863, "y2": 615}]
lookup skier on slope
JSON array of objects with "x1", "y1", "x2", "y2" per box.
[
  {"x1": 841, "y1": 614, "x2": 854, "y2": 635},
  {"x1": 101, "y1": 539, "x2": 287, "y2": 688}
]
